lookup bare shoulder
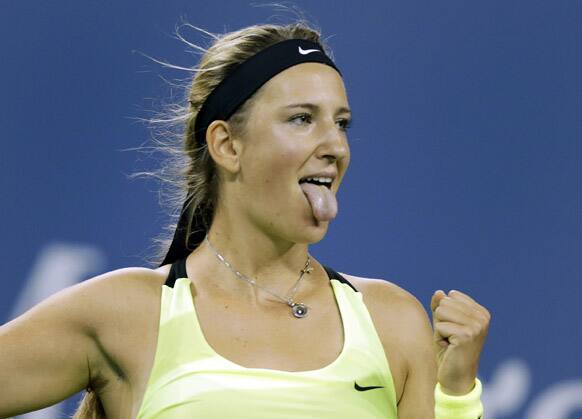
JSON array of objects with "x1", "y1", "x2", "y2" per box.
[
  {"x1": 44, "y1": 265, "x2": 169, "y2": 329},
  {"x1": 80, "y1": 264, "x2": 169, "y2": 295},
  {"x1": 74, "y1": 264, "x2": 171, "y2": 383},
  {"x1": 72, "y1": 264, "x2": 171, "y2": 342},
  {"x1": 76, "y1": 265, "x2": 169, "y2": 311},
  {"x1": 340, "y1": 273, "x2": 428, "y2": 320},
  {"x1": 338, "y1": 272, "x2": 433, "y2": 352},
  {"x1": 47, "y1": 264, "x2": 170, "y2": 358},
  {"x1": 4, "y1": 264, "x2": 169, "y2": 332}
]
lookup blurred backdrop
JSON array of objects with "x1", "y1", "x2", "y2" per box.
[{"x1": 1, "y1": 1, "x2": 581, "y2": 418}]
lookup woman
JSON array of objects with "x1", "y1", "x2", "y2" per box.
[{"x1": 0, "y1": 22, "x2": 489, "y2": 418}]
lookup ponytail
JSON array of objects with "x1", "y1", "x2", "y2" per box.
[{"x1": 71, "y1": 389, "x2": 105, "y2": 419}]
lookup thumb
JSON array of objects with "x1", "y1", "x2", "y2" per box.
[
  {"x1": 431, "y1": 289, "x2": 446, "y2": 315},
  {"x1": 431, "y1": 290, "x2": 450, "y2": 348}
]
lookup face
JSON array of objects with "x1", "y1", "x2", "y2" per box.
[{"x1": 229, "y1": 62, "x2": 351, "y2": 245}]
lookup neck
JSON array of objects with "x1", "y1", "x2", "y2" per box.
[
  {"x1": 207, "y1": 224, "x2": 308, "y2": 281},
  {"x1": 187, "y1": 207, "x2": 313, "y2": 302}
]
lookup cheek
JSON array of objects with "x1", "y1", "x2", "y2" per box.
[{"x1": 246, "y1": 130, "x2": 311, "y2": 184}]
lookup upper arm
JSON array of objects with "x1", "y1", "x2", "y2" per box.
[
  {"x1": 393, "y1": 292, "x2": 437, "y2": 418},
  {"x1": 0, "y1": 268, "x2": 140, "y2": 418}
]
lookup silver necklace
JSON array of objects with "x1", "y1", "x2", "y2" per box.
[{"x1": 205, "y1": 236, "x2": 313, "y2": 318}]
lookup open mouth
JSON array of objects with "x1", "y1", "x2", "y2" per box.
[{"x1": 298, "y1": 176, "x2": 333, "y2": 189}]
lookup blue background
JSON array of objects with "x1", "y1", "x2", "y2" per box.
[{"x1": 1, "y1": 1, "x2": 581, "y2": 418}]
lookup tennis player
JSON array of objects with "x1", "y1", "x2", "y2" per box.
[{"x1": 0, "y1": 22, "x2": 489, "y2": 419}]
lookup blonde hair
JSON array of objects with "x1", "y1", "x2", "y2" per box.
[
  {"x1": 72, "y1": 388, "x2": 105, "y2": 419},
  {"x1": 73, "y1": 20, "x2": 329, "y2": 418}
]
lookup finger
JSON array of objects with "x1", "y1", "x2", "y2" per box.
[
  {"x1": 448, "y1": 289, "x2": 478, "y2": 304},
  {"x1": 433, "y1": 302, "x2": 476, "y2": 326},
  {"x1": 434, "y1": 321, "x2": 476, "y2": 346},
  {"x1": 439, "y1": 295, "x2": 484, "y2": 320},
  {"x1": 431, "y1": 290, "x2": 447, "y2": 313},
  {"x1": 433, "y1": 327, "x2": 450, "y2": 348},
  {"x1": 448, "y1": 290, "x2": 490, "y2": 319}
]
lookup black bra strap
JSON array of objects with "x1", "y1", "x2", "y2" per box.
[
  {"x1": 164, "y1": 258, "x2": 358, "y2": 293},
  {"x1": 164, "y1": 257, "x2": 188, "y2": 288},
  {"x1": 322, "y1": 265, "x2": 359, "y2": 292}
]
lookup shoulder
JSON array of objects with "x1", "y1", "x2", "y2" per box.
[
  {"x1": 65, "y1": 265, "x2": 171, "y2": 386},
  {"x1": 13, "y1": 265, "x2": 170, "y2": 327},
  {"x1": 339, "y1": 272, "x2": 433, "y2": 357},
  {"x1": 78, "y1": 265, "x2": 170, "y2": 301},
  {"x1": 85, "y1": 264, "x2": 171, "y2": 290},
  {"x1": 67, "y1": 265, "x2": 170, "y2": 331},
  {"x1": 340, "y1": 272, "x2": 428, "y2": 323}
]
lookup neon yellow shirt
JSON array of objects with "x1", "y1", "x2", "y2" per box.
[{"x1": 136, "y1": 264, "x2": 398, "y2": 419}]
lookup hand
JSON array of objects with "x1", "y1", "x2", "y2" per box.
[{"x1": 431, "y1": 289, "x2": 490, "y2": 395}]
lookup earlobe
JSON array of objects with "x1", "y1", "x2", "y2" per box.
[{"x1": 205, "y1": 120, "x2": 240, "y2": 174}]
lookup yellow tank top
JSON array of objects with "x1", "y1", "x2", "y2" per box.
[{"x1": 136, "y1": 260, "x2": 398, "y2": 419}]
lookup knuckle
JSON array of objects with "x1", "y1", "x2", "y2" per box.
[
  {"x1": 440, "y1": 297, "x2": 453, "y2": 307},
  {"x1": 475, "y1": 311, "x2": 489, "y2": 324},
  {"x1": 459, "y1": 327, "x2": 473, "y2": 340},
  {"x1": 471, "y1": 323, "x2": 483, "y2": 336},
  {"x1": 469, "y1": 320, "x2": 488, "y2": 338}
]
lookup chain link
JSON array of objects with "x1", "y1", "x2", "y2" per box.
[{"x1": 205, "y1": 236, "x2": 312, "y2": 308}]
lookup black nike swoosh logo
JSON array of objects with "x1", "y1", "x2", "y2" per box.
[{"x1": 354, "y1": 382, "x2": 384, "y2": 391}]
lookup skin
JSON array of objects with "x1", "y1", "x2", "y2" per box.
[{"x1": 0, "y1": 62, "x2": 490, "y2": 418}]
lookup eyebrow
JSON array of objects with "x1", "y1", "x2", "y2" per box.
[{"x1": 283, "y1": 102, "x2": 352, "y2": 116}]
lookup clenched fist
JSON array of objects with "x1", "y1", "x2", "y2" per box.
[{"x1": 431, "y1": 290, "x2": 490, "y2": 395}]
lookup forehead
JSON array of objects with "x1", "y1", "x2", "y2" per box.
[{"x1": 255, "y1": 62, "x2": 348, "y2": 107}]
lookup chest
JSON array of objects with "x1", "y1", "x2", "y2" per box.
[
  {"x1": 94, "y1": 280, "x2": 406, "y2": 417},
  {"x1": 191, "y1": 286, "x2": 345, "y2": 371}
]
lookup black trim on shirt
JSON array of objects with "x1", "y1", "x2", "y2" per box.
[
  {"x1": 164, "y1": 256, "x2": 187, "y2": 288},
  {"x1": 164, "y1": 257, "x2": 358, "y2": 293},
  {"x1": 322, "y1": 265, "x2": 359, "y2": 293}
]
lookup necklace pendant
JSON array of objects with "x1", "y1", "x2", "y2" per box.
[{"x1": 291, "y1": 302, "x2": 308, "y2": 318}]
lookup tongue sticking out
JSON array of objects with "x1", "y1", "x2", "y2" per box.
[{"x1": 300, "y1": 182, "x2": 338, "y2": 222}]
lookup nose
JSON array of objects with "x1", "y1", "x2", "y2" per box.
[{"x1": 317, "y1": 118, "x2": 350, "y2": 163}]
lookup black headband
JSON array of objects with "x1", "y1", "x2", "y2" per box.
[
  {"x1": 193, "y1": 38, "x2": 341, "y2": 145},
  {"x1": 160, "y1": 38, "x2": 341, "y2": 266}
]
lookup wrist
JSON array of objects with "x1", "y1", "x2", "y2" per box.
[
  {"x1": 439, "y1": 378, "x2": 477, "y2": 396},
  {"x1": 435, "y1": 378, "x2": 484, "y2": 419}
]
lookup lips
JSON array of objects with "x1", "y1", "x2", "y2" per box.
[{"x1": 298, "y1": 170, "x2": 337, "y2": 186}]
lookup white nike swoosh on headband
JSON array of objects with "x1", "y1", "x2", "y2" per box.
[{"x1": 298, "y1": 46, "x2": 320, "y2": 55}]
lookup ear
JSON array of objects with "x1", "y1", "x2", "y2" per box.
[{"x1": 205, "y1": 120, "x2": 241, "y2": 174}]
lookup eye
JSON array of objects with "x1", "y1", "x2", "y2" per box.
[
  {"x1": 337, "y1": 118, "x2": 352, "y2": 132},
  {"x1": 289, "y1": 113, "x2": 312, "y2": 125}
]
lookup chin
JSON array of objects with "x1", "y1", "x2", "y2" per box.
[{"x1": 293, "y1": 219, "x2": 331, "y2": 245}]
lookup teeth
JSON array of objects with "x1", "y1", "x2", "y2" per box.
[{"x1": 304, "y1": 176, "x2": 333, "y2": 184}]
